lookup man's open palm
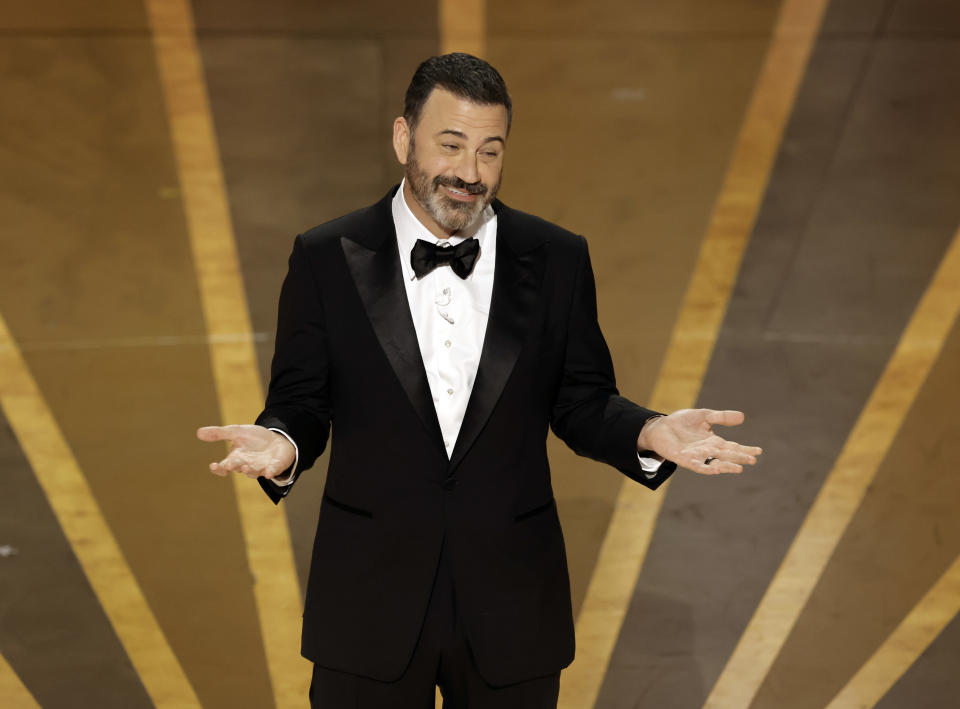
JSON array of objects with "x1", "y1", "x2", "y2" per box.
[
  {"x1": 197, "y1": 424, "x2": 296, "y2": 480},
  {"x1": 639, "y1": 408, "x2": 762, "y2": 475}
]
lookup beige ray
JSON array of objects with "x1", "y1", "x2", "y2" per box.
[
  {"x1": 824, "y1": 553, "x2": 960, "y2": 709},
  {"x1": 440, "y1": 0, "x2": 485, "y2": 58},
  {"x1": 558, "y1": 0, "x2": 831, "y2": 706},
  {"x1": 0, "y1": 653, "x2": 40, "y2": 709},
  {"x1": 0, "y1": 316, "x2": 200, "y2": 707},
  {"x1": 144, "y1": 1, "x2": 309, "y2": 706},
  {"x1": 705, "y1": 218, "x2": 960, "y2": 709}
]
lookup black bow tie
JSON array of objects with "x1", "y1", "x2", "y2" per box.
[{"x1": 410, "y1": 238, "x2": 480, "y2": 279}]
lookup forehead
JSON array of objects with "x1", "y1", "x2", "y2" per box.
[{"x1": 416, "y1": 88, "x2": 508, "y2": 139}]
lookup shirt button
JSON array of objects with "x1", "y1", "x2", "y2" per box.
[
  {"x1": 442, "y1": 287, "x2": 451, "y2": 295},
  {"x1": 447, "y1": 388, "x2": 454, "y2": 395},
  {"x1": 444, "y1": 340, "x2": 452, "y2": 348}
]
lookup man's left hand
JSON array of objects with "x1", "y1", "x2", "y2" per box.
[{"x1": 637, "y1": 409, "x2": 762, "y2": 475}]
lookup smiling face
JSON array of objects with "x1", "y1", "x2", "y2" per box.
[{"x1": 393, "y1": 88, "x2": 509, "y2": 237}]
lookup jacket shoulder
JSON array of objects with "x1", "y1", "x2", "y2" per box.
[
  {"x1": 494, "y1": 202, "x2": 587, "y2": 260},
  {"x1": 296, "y1": 187, "x2": 396, "y2": 255},
  {"x1": 298, "y1": 205, "x2": 375, "y2": 250}
]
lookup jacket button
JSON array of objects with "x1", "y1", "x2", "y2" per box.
[{"x1": 442, "y1": 477, "x2": 457, "y2": 491}]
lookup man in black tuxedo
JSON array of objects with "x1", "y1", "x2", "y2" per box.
[{"x1": 198, "y1": 53, "x2": 761, "y2": 708}]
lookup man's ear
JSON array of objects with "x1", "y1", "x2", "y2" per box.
[{"x1": 392, "y1": 117, "x2": 410, "y2": 165}]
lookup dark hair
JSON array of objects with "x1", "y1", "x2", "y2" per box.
[{"x1": 403, "y1": 53, "x2": 512, "y2": 134}]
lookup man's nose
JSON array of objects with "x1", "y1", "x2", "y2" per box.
[{"x1": 455, "y1": 152, "x2": 480, "y2": 185}]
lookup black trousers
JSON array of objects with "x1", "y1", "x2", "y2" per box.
[{"x1": 308, "y1": 539, "x2": 561, "y2": 708}]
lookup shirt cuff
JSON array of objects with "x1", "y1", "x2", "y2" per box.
[
  {"x1": 268, "y1": 428, "x2": 299, "y2": 486},
  {"x1": 637, "y1": 451, "x2": 664, "y2": 479}
]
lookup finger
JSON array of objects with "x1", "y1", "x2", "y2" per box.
[
  {"x1": 198, "y1": 425, "x2": 248, "y2": 443},
  {"x1": 197, "y1": 424, "x2": 254, "y2": 443},
  {"x1": 698, "y1": 445, "x2": 754, "y2": 466},
  {"x1": 696, "y1": 458, "x2": 743, "y2": 475},
  {"x1": 714, "y1": 442, "x2": 762, "y2": 464},
  {"x1": 721, "y1": 449, "x2": 759, "y2": 465},
  {"x1": 215, "y1": 448, "x2": 254, "y2": 476},
  {"x1": 678, "y1": 449, "x2": 740, "y2": 475},
  {"x1": 718, "y1": 440, "x2": 763, "y2": 457},
  {"x1": 704, "y1": 409, "x2": 745, "y2": 427},
  {"x1": 227, "y1": 448, "x2": 277, "y2": 479},
  {"x1": 197, "y1": 426, "x2": 230, "y2": 442},
  {"x1": 737, "y1": 444, "x2": 763, "y2": 456}
]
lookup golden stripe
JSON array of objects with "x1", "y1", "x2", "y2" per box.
[
  {"x1": 705, "y1": 220, "x2": 960, "y2": 708},
  {"x1": 825, "y1": 553, "x2": 960, "y2": 709},
  {"x1": 0, "y1": 653, "x2": 41, "y2": 709},
  {"x1": 144, "y1": 1, "x2": 309, "y2": 706},
  {"x1": 0, "y1": 315, "x2": 201, "y2": 707},
  {"x1": 560, "y1": 1, "x2": 830, "y2": 706},
  {"x1": 439, "y1": 0, "x2": 485, "y2": 57}
]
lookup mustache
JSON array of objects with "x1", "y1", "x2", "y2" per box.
[{"x1": 433, "y1": 175, "x2": 487, "y2": 196}]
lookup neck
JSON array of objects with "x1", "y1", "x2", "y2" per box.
[{"x1": 402, "y1": 179, "x2": 458, "y2": 240}]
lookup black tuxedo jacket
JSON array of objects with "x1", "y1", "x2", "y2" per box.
[{"x1": 255, "y1": 185, "x2": 676, "y2": 686}]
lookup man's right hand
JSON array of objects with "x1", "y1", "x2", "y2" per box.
[{"x1": 196, "y1": 425, "x2": 296, "y2": 480}]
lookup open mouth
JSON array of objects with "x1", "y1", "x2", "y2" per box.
[{"x1": 441, "y1": 184, "x2": 481, "y2": 202}]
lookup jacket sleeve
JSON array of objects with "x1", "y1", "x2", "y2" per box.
[
  {"x1": 549, "y1": 235, "x2": 676, "y2": 489},
  {"x1": 255, "y1": 235, "x2": 332, "y2": 503}
]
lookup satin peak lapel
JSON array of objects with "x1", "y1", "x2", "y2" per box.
[
  {"x1": 340, "y1": 209, "x2": 445, "y2": 453},
  {"x1": 449, "y1": 223, "x2": 548, "y2": 472}
]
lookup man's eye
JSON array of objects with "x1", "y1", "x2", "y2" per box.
[
  {"x1": 481, "y1": 151, "x2": 500, "y2": 159},
  {"x1": 442, "y1": 144, "x2": 459, "y2": 150}
]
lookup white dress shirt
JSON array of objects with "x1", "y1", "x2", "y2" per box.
[
  {"x1": 393, "y1": 179, "x2": 496, "y2": 458},
  {"x1": 272, "y1": 181, "x2": 662, "y2": 483}
]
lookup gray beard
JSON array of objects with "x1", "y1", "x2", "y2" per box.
[{"x1": 406, "y1": 152, "x2": 499, "y2": 233}]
